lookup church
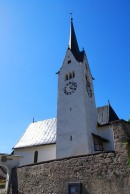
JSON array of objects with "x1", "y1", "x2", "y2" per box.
[{"x1": 12, "y1": 18, "x2": 119, "y2": 167}]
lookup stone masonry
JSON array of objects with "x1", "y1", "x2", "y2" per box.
[{"x1": 10, "y1": 120, "x2": 130, "y2": 194}]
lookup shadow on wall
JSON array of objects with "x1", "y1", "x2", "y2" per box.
[
  {"x1": 9, "y1": 168, "x2": 18, "y2": 194},
  {"x1": 82, "y1": 185, "x2": 89, "y2": 194}
]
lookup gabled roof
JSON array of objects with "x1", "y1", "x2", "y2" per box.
[
  {"x1": 14, "y1": 105, "x2": 119, "y2": 149},
  {"x1": 97, "y1": 103, "x2": 119, "y2": 126},
  {"x1": 68, "y1": 18, "x2": 85, "y2": 62},
  {"x1": 14, "y1": 118, "x2": 56, "y2": 149}
]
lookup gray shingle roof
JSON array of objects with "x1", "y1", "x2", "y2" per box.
[
  {"x1": 14, "y1": 118, "x2": 56, "y2": 149},
  {"x1": 97, "y1": 104, "x2": 119, "y2": 125}
]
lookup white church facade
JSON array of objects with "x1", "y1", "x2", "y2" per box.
[{"x1": 13, "y1": 18, "x2": 119, "y2": 167}]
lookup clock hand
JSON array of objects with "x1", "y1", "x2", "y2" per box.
[{"x1": 69, "y1": 85, "x2": 74, "y2": 90}]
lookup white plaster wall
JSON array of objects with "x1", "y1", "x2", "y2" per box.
[
  {"x1": 82, "y1": 54, "x2": 97, "y2": 153},
  {"x1": 14, "y1": 144, "x2": 56, "y2": 166},
  {"x1": 0, "y1": 156, "x2": 20, "y2": 170},
  {"x1": 56, "y1": 50, "x2": 97, "y2": 159},
  {"x1": 97, "y1": 125, "x2": 114, "y2": 151}
]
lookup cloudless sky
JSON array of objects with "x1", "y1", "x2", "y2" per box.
[{"x1": 0, "y1": 0, "x2": 130, "y2": 153}]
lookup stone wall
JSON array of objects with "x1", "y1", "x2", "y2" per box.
[{"x1": 10, "y1": 120, "x2": 130, "y2": 194}]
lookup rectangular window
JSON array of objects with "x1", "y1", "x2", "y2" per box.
[
  {"x1": 93, "y1": 137, "x2": 104, "y2": 151},
  {"x1": 68, "y1": 183, "x2": 82, "y2": 194},
  {"x1": 92, "y1": 133, "x2": 108, "y2": 152}
]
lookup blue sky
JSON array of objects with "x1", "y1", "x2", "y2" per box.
[{"x1": 0, "y1": 0, "x2": 130, "y2": 153}]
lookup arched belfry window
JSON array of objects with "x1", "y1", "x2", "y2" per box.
[
  {"x1": 34, "y1": 151, "x2": 38, "y2": 163},
  {"x1": 65, "y1": 71, "x2": 75, "y2": 81},
  {"x1": 69, "y1": 72, "x2": 72, "y2": 79},
  {"x1": 65, "y1": 74, "x2": 69, "y2": 80},
  {"x1": 73, "y1": 71, "x2": 75, "y2": 78}
]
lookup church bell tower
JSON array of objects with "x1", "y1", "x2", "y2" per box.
[{"x1": 56, "y1": 18, "x2": 97, "y2": 159}]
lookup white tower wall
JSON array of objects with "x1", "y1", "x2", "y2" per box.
[{"x1": 56, "y1": 49, "x2": 97, "y2": 159}]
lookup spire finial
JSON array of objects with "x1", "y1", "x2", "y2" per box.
[
  {"x1": 70, "y1": 13, "x2": 73, "y2": 21},
  {"x1": 33, "y1": 117, "x2": 35, "y2": 123}
]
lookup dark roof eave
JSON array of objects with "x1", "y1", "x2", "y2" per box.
[
  {"x1": 97, "y1": 122, "x2": 112, "y2": 127},
  {"x1": 13, "y1": 142, "x2": 56, "y2": 150}
]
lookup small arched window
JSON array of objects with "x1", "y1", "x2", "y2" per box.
[
  {"x1": 65, "y1": 74, "x2": 69, "y2": 80},
  {"x1": 73, "y1": 71, "x2": 75, "y2": 78},
  {"x1": 69, "y1": 73, "x2": 72, "y2": 79},
  {"x1": 68, "y1": 60, "x2": 71, "y2": 64},
  {"x1": 65, "y1": 71, "x2": 75, "y2": 81},
  {"x1": 86, "y1": 75, "x2": 87, "y2": 82},
  {"x1": 34, "y1": 151, "x2": 38, "y2": 163}
]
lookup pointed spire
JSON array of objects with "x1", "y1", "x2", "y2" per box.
[
  {"x1": 69, "y1": 17, "x2": 80, "y2": 54},
  {"x1": 68, "y1": 17, "x2": 84, "y2": 62}
]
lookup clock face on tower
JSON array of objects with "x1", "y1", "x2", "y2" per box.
[
  {"x1": 86, "y1": 81, "x2": 92, "y2": 98},
  {"x1": 64, "y1": 81, "x2": 77, "y2": 95}
]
